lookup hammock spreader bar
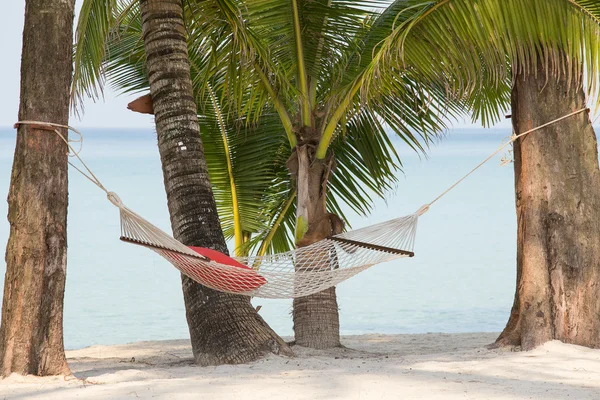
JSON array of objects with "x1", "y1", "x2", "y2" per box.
[
  {"x1": 120, "y1": 236, "x2": 210, "y2": 261},
  {"x1": 327, "y1": 236, "x2": 415, "y2": 257}
]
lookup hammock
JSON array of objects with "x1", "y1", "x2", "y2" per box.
[
  {"x1": 13, "y1": 108, "x2": 588, "y2": 299},
  {"x1": 113, "y1": 191, "x2": 419, "y2": 298}
]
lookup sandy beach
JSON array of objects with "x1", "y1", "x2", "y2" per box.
[{"x1": 1, "y1": 333, "x2": 599, "y2": 399}]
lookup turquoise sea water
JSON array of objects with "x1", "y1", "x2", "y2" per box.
[{"x1": 0, "y1": 126, "x2": 519, "y2": 350}]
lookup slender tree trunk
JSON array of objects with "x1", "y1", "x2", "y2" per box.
[
  {"x1": 0, "y1": 0, "x2": 74, "y2": 376},
  {"x1": 139, "y1": 0, "x2": 292, "y2": 365},
  {"x1": 290, "y1": 143, "x2": 342, "y2": 348},
  {"x1": 496, "y1": 59, "x2": 600, "y2": 350}
]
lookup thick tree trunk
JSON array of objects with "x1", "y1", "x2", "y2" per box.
[
  {"x1": 0, "y1": 0, "x2": 74, "y2": 376},
  {"x1": 291, "y1": 143, "x2": 342, "y2": 349},
  {"x1": 496, "y1": 60, "x2": 600, "y2": 350},
  {"x1": 139, "y1": 0, "x2": 292, "y2": 365}
]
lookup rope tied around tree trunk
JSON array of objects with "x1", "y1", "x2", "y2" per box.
[
  {"x1": 13, "y1": 120, "x2": 124, "y2": 208},
  {"x1": 413, "y1": 107, "x2": 590, "y2": 215}
]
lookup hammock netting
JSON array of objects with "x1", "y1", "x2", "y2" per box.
[{"x1": 113, "y1": 194, "x2": 419, "y2": 299}]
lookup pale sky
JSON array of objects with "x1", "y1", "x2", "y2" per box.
[
  {"x1": 0, "y1": 1, "x2": 507, "y2": 130},
  {"x1": 1, "y1": 1, "x2": 154, "y2": 128}
]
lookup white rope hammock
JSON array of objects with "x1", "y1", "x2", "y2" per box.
[
  {"x1": 117, "y1": 201, "x2": 418, "y2": 298},
  {"x1": 12, "y1": 107, "x2": 588, "y2": 299}
]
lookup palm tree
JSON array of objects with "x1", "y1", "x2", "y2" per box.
[
  {"x1": 75, "y1": 0, "x2": 463, "y2": 349},
  {"x1": 501, "y1": 61, "x2": 600, "y2": 350},
  {"x1": 0, "y1": 0, "x2": 75, "y2": 376},
  {"x1": 378, "y1": 0, "x2": 600, "y2": 349},
  {"x1": 88, "y1": 0, "x2": 295, "y2": 364}
]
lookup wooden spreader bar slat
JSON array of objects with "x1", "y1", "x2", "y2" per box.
[
  {"x1": 119, "y1": 236, "x2": 211, "y2": 262},
  {"x1": 327, "y1": 236, "x2": 415, "y2": 257}
]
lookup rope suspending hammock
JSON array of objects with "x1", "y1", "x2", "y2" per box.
[{"x1": 12, "y1": 107, "x2": 588, "y2": 299}]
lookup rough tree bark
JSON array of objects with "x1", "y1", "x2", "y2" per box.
[
  {"x1": 496, "y1": 59, "x2": 600, "y2": 350},
  {"x1": 0, "y1": 0, "x2": 75, "y2": 376},
  {"x1": 139, "y1": 0, "x2": 292, "y2": 365},
  {"x1": 289, "y1": 140, "x2": 343, "y2": 349}
]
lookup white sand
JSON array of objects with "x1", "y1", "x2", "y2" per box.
[{"x1": 1, "y1": 333, "x2": 599, "y2": 399}]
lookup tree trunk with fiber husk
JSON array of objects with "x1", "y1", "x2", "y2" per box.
[
  {"x1": 496, "y1": 59, "x2": 600, "y2": 350},
  {"x1": 289, "y1": 141, "x2": 343, "y2": 349},
  {"x1": 0, "y1": 0, "x2": 75, "y2": 376},
  {"x1": 139, "y1": 0, "x2": 292, "y2": 365}
]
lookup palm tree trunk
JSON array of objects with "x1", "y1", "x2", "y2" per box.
[
  {"x1": 139, "y1": 0, "x2": 292, "y2": 365},
  {"x1": 496, "y1": 58, "x2": 600, "y2": 350},
  {"x1": 0, "y1": 0, "x2": 74, "y2": 376},
  {"x1": 291, "y1": 144, "x2": 341, "y2": 348}
]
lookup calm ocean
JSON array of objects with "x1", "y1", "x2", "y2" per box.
[{"x1": 0, "y1": 126, "x2": 519, "y2": 350}]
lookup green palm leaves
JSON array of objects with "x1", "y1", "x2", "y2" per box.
[
  {"x1": 72, "y1": 0, "x2": 118, "y2": 107},
  {"x1": 376, "y1": 0, "x2": 600, "y2": 124},
  {"x1": 73, "y1": 0, "x2": 406, "y2": 256},
  {"x1": 73, "y1": 0, "x2": 600, "y2": 256}
]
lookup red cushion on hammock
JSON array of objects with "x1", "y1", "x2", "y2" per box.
[{"x1": 187, "y1": 246, "x2": 267, "y2": 293}]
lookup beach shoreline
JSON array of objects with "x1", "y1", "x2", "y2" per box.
[{"x1": 1, "y1": 332, "x2": 599, "y2": 399}]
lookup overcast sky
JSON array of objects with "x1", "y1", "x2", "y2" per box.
[{"x1": 0, "y1": 1, "x2": 509, "y2": 130}]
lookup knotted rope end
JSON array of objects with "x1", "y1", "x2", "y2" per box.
[
  {"x1": 107, "y1": 192, "x2": 123, "y2": 208},
  {"x1": 416, "y1": 204, "x2": 430, "y2": 216}
]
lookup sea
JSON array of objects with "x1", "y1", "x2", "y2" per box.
[{"x1": 0, "y1": 126, "x2": 521, "y2": 350}]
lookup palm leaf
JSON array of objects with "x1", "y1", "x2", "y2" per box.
[
  {"x1": 72, "y1": 0, "x2": 119, "y2": 108},
  {"x1": 201, "y1": 108, "x2": 290, "y2": 255},
  {"x1": 376, "y1": 0, "x2": 600, "y2": 122}
]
